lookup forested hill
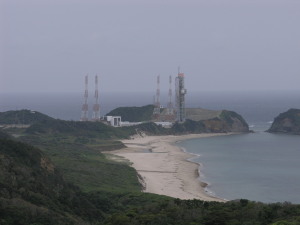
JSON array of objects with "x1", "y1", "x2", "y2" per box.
[
  {"x1": 268, "y1": 108, "x2": 300, "y2": 134},
  {"x1": 0, "y1": 135, "x2": 103, "y2": 224},
  {"x1": 0, "y1": 109, "x2": 54, "y2": 124}
]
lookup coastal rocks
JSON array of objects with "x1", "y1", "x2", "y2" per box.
[{"x1": 267, "y1": 108, "x2": 300, "y2": 135}]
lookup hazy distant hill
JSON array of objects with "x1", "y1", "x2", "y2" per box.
[
  {"x1": 1, "y1": 107, "x2": 249, "y2": 139},
  {"x1": 108, "y1": 105, "x2": 249, "y2": 133},
  {"x1": 0, "y1": 109, "x2": 54, "y2": 124},
  {"x1": 268, "y1": 108, "x2": 300, "y2": 134}
]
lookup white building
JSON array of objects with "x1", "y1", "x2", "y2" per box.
[{"x1": 105, "y1": 116, "x2": 121, "y2": 127}]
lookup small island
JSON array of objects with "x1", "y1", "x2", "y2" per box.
[{"x1": 267, "y1": 108, "x2": 300, "y2": 135}]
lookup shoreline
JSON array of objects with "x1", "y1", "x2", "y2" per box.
[{"x1": 108, "y1": 133, "x2": 234, "y2": 202}]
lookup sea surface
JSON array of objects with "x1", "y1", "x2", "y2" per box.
[
  {"x1": 1, "y1": 90, "x2": 300, "y2": 203},
  {"x1": 178, "y1": 131, "x2": 300, "y2": 203}
]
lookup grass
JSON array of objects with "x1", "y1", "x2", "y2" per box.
[{"x1": 18, "y1": 132, "x2": 142, "y2": 193}]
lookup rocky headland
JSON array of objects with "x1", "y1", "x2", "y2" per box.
[{"x1": 267, "y1": 108, "x2": 300, "y2": 135}]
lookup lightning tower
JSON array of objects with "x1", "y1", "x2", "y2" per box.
[
  {"x1": 167, "y1": 75, "x2": 174, "y2": 115},
  {"x1": 92, "y1": 75, "x2": 100, "y2": 121},
  {"x1": 175, "y1": 71, "x2": 187, "y2": 122},
  {"x1": 153, "y1": 75, "x2": 161, "y2": 117},
  {"x1": 81, "y1": 74, "x2": 89, "y2": 121}
]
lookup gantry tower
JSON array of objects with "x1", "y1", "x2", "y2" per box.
[
  {"x1": 175, "y1": 72, "x2": 187, "y2": 122},
  {"x1": 153, "y1": 75, "x2": 161, "y2": 117},
  {"x1": 167, "y1": 75, "x2": 174, "y2": 115},
  {"x1": 92, "y1": 75, "x2": 100, "y2": 121},
  {"x1": 81, "y1": 75, "x2": 89, "y2": 121}
]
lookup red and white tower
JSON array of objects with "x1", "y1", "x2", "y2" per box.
[
  {"x1": 92, "y1": 75, "x2": 100, "y2": 121},
  {"x1": 80, "y1": 75, "x2": 89, "y2": 121}
]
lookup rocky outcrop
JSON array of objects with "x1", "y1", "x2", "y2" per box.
[
  {"x1": 267, "y1": 108, "x2": 300, "y2": 135},
  {"x1": 218, "y1": 110, "x2": 249, "y2": 132},
  {"x1": 172, "y1": 110, "x2": 249, "y2": 134}
]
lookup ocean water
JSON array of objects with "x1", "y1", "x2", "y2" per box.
[
  {"x1": 178, "y1": 131, "x2": 300, "y2": 203},
  {"x1": 1, "y1": 90, "x2": 300, "y2": 203}
]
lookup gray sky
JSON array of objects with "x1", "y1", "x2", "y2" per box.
[{"x1": 1, "y1": 0, "x2": 300, "y2": 93}]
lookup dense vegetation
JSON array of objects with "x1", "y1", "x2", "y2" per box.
[
  {"x1": 1, "y1": 119, "x2": 300, "y2": 224},
  {"x1": 268, "y1": 108, "x2": 300, "y2": 134},
  {"x1": 106, "y1": 104, "x2": 155, "y2": 122},
  {"x1": 26, "y1": 119, "x2": 131, "y2": 139},
  {"x1": 0, "y1": 109, "x2": 53, "y2": 124},
  {"x1": 1, "y1": 135, "x2": 300, "y2": 224}
]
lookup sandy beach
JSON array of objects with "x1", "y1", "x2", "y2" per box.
[{"x1": 108, "y1": 133, "x2": 231, "y2": 202}]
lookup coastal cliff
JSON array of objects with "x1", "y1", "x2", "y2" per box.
[
  {"x1": 267, "y1": 108, "x2": 300, "y2": 135},
  {"x1": 172, "y1": 110, "x2": 249, "y2": 134}
]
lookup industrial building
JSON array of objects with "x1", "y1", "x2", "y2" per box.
[{"x1": 104, "y1": 116, "x2": 121, "y2": 127}]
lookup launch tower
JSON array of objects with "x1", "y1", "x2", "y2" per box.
[
  {"x1": 175, "y1": 72, "x2": 187, "y2": 122},
  {"x1": 81, "y1": 75, "x2": 89, "y2": 121},
  {"x1": 153, "y1": 75, "x2": 161, "y2": 118},
  {"x1": 167, "y1": 75, "x2": 174, "y2": 115},
  {"x1": 92, "y1": 75, "x2": 100, "y2": 121}
]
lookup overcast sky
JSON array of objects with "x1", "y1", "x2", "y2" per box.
[{"x1": 1, "y1": 0, "x2": 299, "y2": 94}]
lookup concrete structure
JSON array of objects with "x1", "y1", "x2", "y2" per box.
[
  {"x1": 105, "y1": 116, "x2": 121, "y2": 127},
  {"x1": 175, "y1": 72, "x2": 187, "y2": 122}
]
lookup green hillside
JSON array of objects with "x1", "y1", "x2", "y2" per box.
[
  {"x1": 26, "y1": 119, "x2": 131, "y2": 139},
  {"x1": 1, "y1": 136, "x2": 300, "y2": 224},
  {"x1": 106, "y1": 104, "x2": 154, "y2": 122},
  {"x1": 0, "y1": 109, "x2": 54, "y2": 124},
  {"x1": 0, "y1": 137, "x2": 102, "y2": 224},
  {"x1": 268, "y1": 108, "x2": 300, "y2": 134}
]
